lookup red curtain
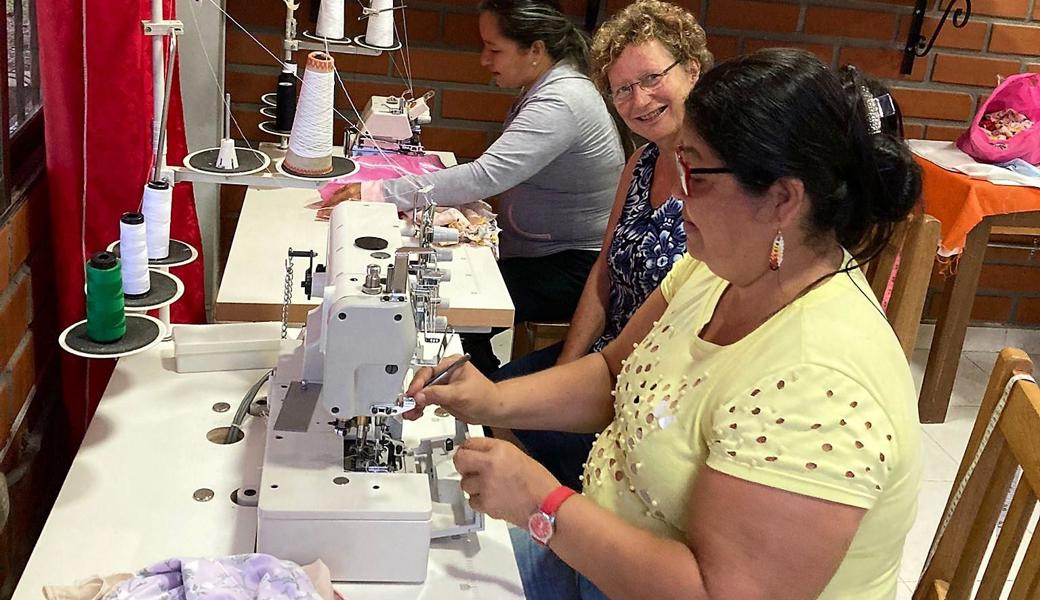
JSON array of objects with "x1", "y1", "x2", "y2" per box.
[{"x1": 38, "y1": 0, "x2": 206, "y2": 444}]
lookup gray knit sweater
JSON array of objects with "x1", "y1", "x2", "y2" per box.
[{"x1": 380, "y1": 60, "x2": 624, "y2": 258}]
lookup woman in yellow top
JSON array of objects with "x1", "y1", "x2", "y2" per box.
[{"x1": 404, "y1": 49, "x2": 923, "y2": 600}]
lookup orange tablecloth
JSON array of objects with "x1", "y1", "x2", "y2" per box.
[{"x1": 916, "y1": 156, "x2": 1040, "y2": 256}]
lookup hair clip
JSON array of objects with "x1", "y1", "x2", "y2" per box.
[{"x1": 860, "y1": 86, "x2": 897, "y2": 135}]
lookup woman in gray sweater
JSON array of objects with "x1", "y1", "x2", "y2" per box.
[{"x1": 338, "y1": 0, "x2": 626, "y2": 373}]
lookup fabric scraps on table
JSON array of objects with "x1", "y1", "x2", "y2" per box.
[{"x1": 103, "y1": 554, "x2": 331, "y2": 600}]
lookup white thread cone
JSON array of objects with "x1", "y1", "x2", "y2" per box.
[
  {"x1": 119, "y1": 212, "x2": 150, "y2": 295},
  {"x1": 316, "y1": 0, "x2": 346, "y2": 40},
  {"x1": 365, "y1": 0, "x2": 394, "y2": 47},
  {"x1": 216, "y1": 138, "x2": 239, "y2": 169},
  {"x1": 142, "y1": 181, "x2": 173, "y2": 259},
  {"x1": 284, "y1": 52, "x2": 336, "y2": 176}
]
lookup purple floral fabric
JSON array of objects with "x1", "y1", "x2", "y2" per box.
[{"x1": 108, "y1": 554, "x2": 323, "y2": 600}]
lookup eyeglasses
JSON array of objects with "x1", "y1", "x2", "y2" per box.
[
  {"x1": 611, "y1": 60, "x2": 681, "y2": 103},
  {"x1": 674, "y1": 146, "x2": 731, "y2": 195}
]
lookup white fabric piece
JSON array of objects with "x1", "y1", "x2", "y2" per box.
[{"x1": 909, "y1": 139, "x2": 1040, "y2": 189}]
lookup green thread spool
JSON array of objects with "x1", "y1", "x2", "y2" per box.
[{"x1": 85, "y1": 251, "x2": 127, "y2": 343}]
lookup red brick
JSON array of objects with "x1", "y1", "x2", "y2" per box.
[
  {"x1": 0, "y1": 220, "x2": 9, "y2": 291},
  {"x1": 708, "y1": 35, "x2": 741, "y2": 62},
  {"x1": 707, "y1": 0, "x2": 800, "y2": 34},
  {"x1": 441, "y1": 90, "x2": 516, "y2": 123},
  {"x1": 969, "y1": 294, "x2": 1014, "y2": 322},
  {"x1": 407, "y1": 49, "x2": 489, "y2": 85},
  {"x1": 804, "y1": 7, "x2": 899, "y2": 41},
  {"x1": 9, "y1": 203, "x2": 29, "y2": 270},
  {"x1": 931, "y1": 54, "x2": 1020, "y2": 88},
  {"x1": 898, "y1": 15, "x2": 989, "y2": 51},
  {"x1": 925, "y1": 124, "x2": 968, "y2": 141},
  {"x1": 838, "y1": 46, "x2": 926, "y2": 82},
  {"x1": 743, "y1": 39, "x2": 833, "y2": 65},
  {"x1": 10, "y1": 334, "x2": 35, "y2": 415},
  {"x1": 226, "y1": 0, "x2": 284, "y2": 28},
  {"x1": 1018, "y1": 297, "x2": 1040, "y2": 324},
  {"x1": 1035, "y1": 1, "x2": 1040, "y2": 20},
  {"x1": 1029, "y1": 64, "x2": 1040, "y2": 74},
  {"x1": 968, "y1": 0, "x2": 1029, "y2": 19},
  {"x1": 444, "y1": 13, "x2": 482, "y2": 49},
  {"x1": 891, "y1": 88, "x2": 973, "y2": 121},
  {"x1": 421, "y1": 127, "x2": 491, "y2": 161},
  {"x1": 989, "y1": 24, "x2": 1040, "y2": 56},
  {"x1": 400, "y1": 9, "x2": 441, "y2": 45},
  {"x1": 904, "y1": 122, "x2": 926, "y2": 138},
  {"x1": 978, "y1": 264, "x2": 1040, "y2": 292},
  {"x1": 0, "y1": 274, "x2": 31, "y2": 370}
]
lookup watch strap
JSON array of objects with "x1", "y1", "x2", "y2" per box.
[{"x1": 539, "y1": 486, "x2": 577, "y2": 516}]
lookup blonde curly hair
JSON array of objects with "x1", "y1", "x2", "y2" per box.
[{"x1": 590, "y1": 0, "x2": 713, "y2": 95}]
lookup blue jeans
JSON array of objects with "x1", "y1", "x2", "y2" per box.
[
  {"x1": 509, "y1": 526, "x2": 609, "y2": 600},
  {"x1": 490, "y1": 342, "x2": 598, "y2": 491}
]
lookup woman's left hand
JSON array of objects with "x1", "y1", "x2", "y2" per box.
[{"x1": 453, "y1": 437, "x2": 563, "y2": 527}]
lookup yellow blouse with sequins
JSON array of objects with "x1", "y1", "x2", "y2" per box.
[{"x1": 582, "y1": 253, "x2": 922, "y2": 599}]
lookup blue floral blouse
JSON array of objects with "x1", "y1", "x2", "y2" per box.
[{"x1": 591, "y1": 143, "x2": 687, "y2": 352}]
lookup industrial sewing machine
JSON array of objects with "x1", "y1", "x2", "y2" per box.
[
  {"x1": 352, "y1": 92, "x2": 434, "y2": 155},
  {"x1": 256, "y1": 199, "x2": 482, "y2": 582}
]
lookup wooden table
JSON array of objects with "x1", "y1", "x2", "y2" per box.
[
  {"x1": 215, "y1": 186, "x2": 515, "y2": 331},
  {"x1": 911, "y1": 145, "x2": 1040, "y2": 423}
]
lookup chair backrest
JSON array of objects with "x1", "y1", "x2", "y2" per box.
[
  {"x1": 510, "y1": 321, "x2": 570, "y2": 362},
  {"x1": 867, "y1": 213, "x2": 941, "y2": 360},
  {"x1": 913, "y1": 348, "x2": 1039, "y2": 600}
]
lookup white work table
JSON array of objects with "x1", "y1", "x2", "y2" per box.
[
  {"x1": 215, "y1": 155, "x2": 515, "y2": 331},
  {"x1": 13, "y1": 332, "x2": 525, "y2": 599}
]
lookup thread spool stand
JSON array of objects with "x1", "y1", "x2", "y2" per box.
[
  {"x1": 106, "y1": 238, "x2": 198, "y2": 339},
  {"x1": 184, "y1": 94, "x2": 272, "y2": 176}
]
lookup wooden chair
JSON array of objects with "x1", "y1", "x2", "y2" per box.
[
  {"x1": 913, "y1": 348, "x2": 1039, "y2": 600},
  {"x1": 510, "y1": 320, "x2": 570, "y2": 361},
  {"x1": 866, "y1": 213, "x2": 942, "y2": 360}
]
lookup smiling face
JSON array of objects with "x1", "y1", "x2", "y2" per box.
[
  {"x1": 478, "y1": 11, "x2": 544, "y2": 90},
  {"x1": 607, "y1": 40, "x2": 698, "y2": 146}
]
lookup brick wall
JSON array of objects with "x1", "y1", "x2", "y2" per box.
[
  {"x1": 222, "y1": 0, "x2": 1040, "y2": 326},
  {"x1": 0, "y1": 183, "x2": 70, "y2": 598}
]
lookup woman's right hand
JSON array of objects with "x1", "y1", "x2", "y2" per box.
[{"x1": 402, "y1": 354, "x2": 500, "y2": 424}]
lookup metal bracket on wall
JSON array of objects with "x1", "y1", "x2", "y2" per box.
[{"x1": 901, "y1": 0, "x2": 972, "y2": 75}]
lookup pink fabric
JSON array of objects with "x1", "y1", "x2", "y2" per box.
[
  {"x1": 319, "y1": 153, "x2": 445, "y2": 203},
  {"x1": 957, "y1": 73, "x2": 1040, "y2": 165}
]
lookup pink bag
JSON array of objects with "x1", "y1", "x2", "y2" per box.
[{"x1": 956, "y1": 73, "x2": 1040, "y2": 165}]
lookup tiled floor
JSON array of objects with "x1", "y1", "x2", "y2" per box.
[
  {"x1": 494, "y1": 325, "x2": 1040, "y2": 598},
  {"x1": 899, "y1": 327, "x2": 1040, "y2": 598}
]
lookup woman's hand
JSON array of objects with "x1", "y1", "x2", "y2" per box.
[
  {"x1": 402, "y1": 354, "x2": 500, "y2": 424},
  {"x1": 316, "y1": 182, "x2": 363, "y2": 220},
  {"x1": 453, "y1": 437, "x2": 561, "y2": 527}
]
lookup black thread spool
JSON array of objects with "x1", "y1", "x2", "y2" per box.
[{"x1": 276, "y1": 78, "x2": 297, "y2": 134}]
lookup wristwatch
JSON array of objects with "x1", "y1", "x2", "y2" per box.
[{"x1": 528, "y1": 486, "x2": 577, "y2": 546}]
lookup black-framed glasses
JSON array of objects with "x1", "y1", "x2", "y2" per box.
[
  {"x1": 611, "y1": 60, "x2": 681, "y2": 103},
  {"x1": 674, "y1": 147, "x2": 731, "y2": 195}
]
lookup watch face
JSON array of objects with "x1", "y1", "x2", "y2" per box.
[{"x1": 528, "y1": 512, "x2": 553, "y2": 544}]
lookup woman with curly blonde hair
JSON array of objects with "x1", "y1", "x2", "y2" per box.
[{"x1": 490, "y1": 0, "x2": 713, "y2": 493}]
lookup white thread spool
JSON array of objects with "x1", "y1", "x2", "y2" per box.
[
  {"x1": 365, "y1": 0, "x2": 395, "y2": 48},
  {"x1": 119, "y1": 212, "x2": 150, "y2": 296},
  {"x1": 316, "y1": 0, "x2": 346, "y2": 40},
  {"x1": 141, "y1": 181, "x2": 173, "y2": 259},
  {"x1": 284, "y1": 52, "x2": 336, "y2": 176}
]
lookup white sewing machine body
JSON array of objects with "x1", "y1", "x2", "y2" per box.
[
  {"x1": 257, "y1": 202, "x2": 481, "y2": 583},
  {"x1": 355, "y1": 94, "x2": 433, "y2": 155}
]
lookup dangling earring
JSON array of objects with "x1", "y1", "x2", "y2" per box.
[{"x1": 769, "y1": 229, "x2": 784, "y2": 271}]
